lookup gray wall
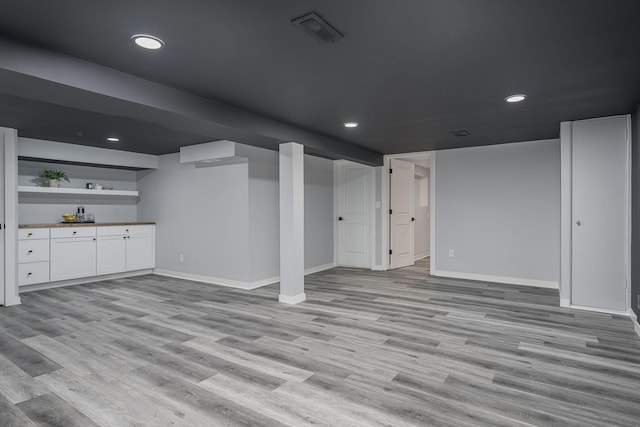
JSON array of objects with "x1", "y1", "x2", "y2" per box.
[
  {"x1": 434, "y1": 139, "x2": 560, "y2": 284},
  {"x1": 632, "y1": 106, "x2": 640, "y2": 320},
  {"x1": 304, "y1": 155, "x2": 334, "y2": 269},
  {"x1": 137, "y1": 146, "x2": 335, "y2": 285},
  {"x1": 248, "y1": 146, "x2": 279, "y2": 281},
  {"x1": 137, "y1": 153, "x2": 251, "y2": 282},
  {"x1": 414, "y1": 166, "x2": 430, "y2": 258},
  {"x1": 19, "y1": 160, "x2": 137, "y2": 224}
]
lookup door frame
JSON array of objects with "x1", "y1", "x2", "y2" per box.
[
  {"x1": 382, "y1": 151, "x2": 435, "y2": 271},
  {"x1": 333, "y1": 160, "x2": 376, "y2": 269},
  {"x1": 560, "y1": 115, "x2": 632, "y2": 315}
]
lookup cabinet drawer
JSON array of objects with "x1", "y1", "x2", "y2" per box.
[
  {"x1": 128, "y1": 225, "x2": 154, "y2": 236},
  {"x1": 97, "y1": 226, "x2": 128, "y2": 237},
  {"x1": 18, "y1": 262, "x2": 50, "y2": 286},
  {"x1": 18, "y1": 228, "x2": 49, "y2": 240},
  {"x1": 18, "y1": 240, "x2": 50, "y2": 263},
  {"x1": 50, "y1": 227, "x2": 97, "y2": 238}
]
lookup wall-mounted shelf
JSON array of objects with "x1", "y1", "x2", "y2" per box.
[{"x1": 18, "y1": 186, "x2": 139, "y2": 198}]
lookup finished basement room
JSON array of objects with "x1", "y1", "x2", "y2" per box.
[{"x1": 1, "y1": 1, "x2": 640, "y2": 426}]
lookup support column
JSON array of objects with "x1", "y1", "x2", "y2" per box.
[
  {"x1": 1, "y1": 127, "x2": 20, "y2": 306},
  {"x1": 279, "y1": 142, "x2": 305, "y2": 304}
]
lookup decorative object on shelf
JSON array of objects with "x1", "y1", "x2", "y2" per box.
[
  {"x1": 40, "y1": 169, "x2": 70, "y2": 187},
  {"x1": 86, "y1": 183, "x2": 95, "y2": 189},
  {"x1": 61, "y1": 213, "x2": 76, "y2": 223}
]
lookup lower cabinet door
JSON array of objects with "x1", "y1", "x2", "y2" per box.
[
  {"x1": 97, "y1": 235, "x2": 127, "y2": 275},
  {"x1": 50, "y1": 237, "x2": 97, "y2": 281},
  {"x1": 126, "y1": 234, "x2": 155, "y2": 271}
]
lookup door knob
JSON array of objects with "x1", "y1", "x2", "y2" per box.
[
  {"x1": 338, "y1": 217, "x2": 343, "y2": 221},
  {"x1": 411, "y1": 217, "x2": 415, "y2": 222},
  {"x1": 576, "y1": 220, "x2": 582, "y2": 226}
]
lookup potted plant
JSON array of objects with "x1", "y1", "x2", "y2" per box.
[{"x1": 40, "y1": 169, "x2": 70, "y2": 187}]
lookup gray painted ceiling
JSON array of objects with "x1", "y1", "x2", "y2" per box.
[{"x1": 0, "y1": 0, "x2": 639, "y2": 157}]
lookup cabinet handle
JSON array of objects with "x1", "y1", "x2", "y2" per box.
[
  {"x1": 123, "y1": 236, "x2": 127, "y2": 239},
  {"x1": 93, "y1": 238, "x2": 96, "y2": 241},
  {"x1": 126, "y1": 229, "x2": 129, "y2": 232},
  {"x1": 27, "y1": 272, "x2": 32, "y2": 276},
  {"x1": 73, "y1": 231, "x2": 77, "y2": 235},
  {"x1": 28, "y1": 250, "x2": 33, "y2": 254},
  {"x1": 27, "y1": 232, "x2": 33, "y2": 237},
  {"x1": 127, "y1": 236, "x2": 131, "y2": 239}
]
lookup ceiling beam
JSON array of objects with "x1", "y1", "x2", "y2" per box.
[{"x1": 0, "y1": 38, "x2": 382, "y2": 166}]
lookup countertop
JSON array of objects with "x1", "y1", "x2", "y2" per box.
[{"x1": 19, "y1": 222, "x2": 156, "y2": 229}]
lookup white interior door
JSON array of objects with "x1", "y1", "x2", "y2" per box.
[
  {"x1": 390, "y1": 159, "x2": 415, "y2": 269},
  {"x1": 0, "y1": 136, "x2": 4, "y2": 306},
  {"x1": 336, "y1": 162, "x2": 371, "y2": 268},
  {"x1": 571, "y1": 116, "x2": 629, "y2": 311}
]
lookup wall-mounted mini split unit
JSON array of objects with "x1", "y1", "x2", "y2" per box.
[{"x1": 180, "y1": 140, "x2": 249, "y2": 168}]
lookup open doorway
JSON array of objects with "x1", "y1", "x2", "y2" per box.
[{"x1": 386, "y1": 153, "x2": 432, "y2": 270}]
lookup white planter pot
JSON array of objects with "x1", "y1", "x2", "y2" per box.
[{"x1": 48, "y1": 179, "x2": 59, "y2": 187}]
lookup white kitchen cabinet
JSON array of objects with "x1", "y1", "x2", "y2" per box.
[
  {"x1": 126, "y1": 226, "x2": 155, "y2": 271},
  {"x1": 96, "y1": 225, "x2": 155, "y2": 274},
  {"x1": 97, "y1": 235, "x2": 127, "y2": 275},
  {"x1": 50, "y1": 236, "x2": 97, "y2": 281},
  {"x1": 18, "y1": 227, "x2": 50, "y2": 286}
]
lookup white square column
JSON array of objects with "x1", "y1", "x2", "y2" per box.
[{"x1": 279, "y1": 142, "x2": 305, "y2": 304}]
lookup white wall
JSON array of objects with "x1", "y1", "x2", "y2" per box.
[
  {"x1": 433, "y1": 139, "x2": 560, "y2": 287},
  {"x1": 137, "y1": 153, "x2": 251, "y2": 282},
  {"x1": 414, "y1": 166, "x2": 430, "y2": 259},
  {"x1": 19, "y1": 160, "x2": 138, "y2": 224}
]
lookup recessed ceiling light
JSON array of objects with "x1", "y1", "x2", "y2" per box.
[
  {"x1": 505, "y1": 94, "x2": 527, "y2": 103},
  {"x1": 344, "y1": 122, "x2": 359, "y2": 128},
  {"x1": 106, "y1": 137, "x2": 120, "y2": 142},
  {"x1": 131, "y1": 34, "x2": 164, "y2": 50}
]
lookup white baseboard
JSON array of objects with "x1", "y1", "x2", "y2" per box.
[
  {"x1": 2, "y1": 295, "x2": 22, "y2": 306},
  {"x1": 629, "y1": 310, "x2": 640, "y2": 338},
  {"x1": 19, "y1": 270, "x2": 154, "y2": 293},
  {"x1": 431, "y1": 269, "x2": 559, "y2": 289},
  {"x1": 560, "y1": 298, "x2": 570, "y2": 308},
  {"x1": 153, "y1": 269, "x2": 274, "y2": 290},
  {"x1": 415, "y1": 252, "x2": 430, "y2": 261},
  {"x1": 568, "y1": 304, "x2": 630, "y2": 316},
  {"x1": 304, "y1": 262, "x2": 336, "y2": 275},
  {"x1": 154, "y1": 263, "x2": 336, "y2": 291},
  {"x1": 371, "y1": 265, "x2": 386, "y2": 271},
  {"x1": 279, "y1": 293, "x2": 306, "y2": 304}
]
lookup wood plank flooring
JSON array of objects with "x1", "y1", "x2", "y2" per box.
[{"x1": 1, "y1": 258, "x2": 640, "y2": 426}]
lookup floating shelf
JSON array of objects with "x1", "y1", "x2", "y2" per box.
[{"x1": 18, "y1": 186, "x2": 139, "y2": 197}]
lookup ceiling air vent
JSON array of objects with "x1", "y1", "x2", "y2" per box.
[
  {"x1": 292, "y1": 12, "x2": 343, "y2": 43},
  {"x1": 449, "y1": 130, "x2": 471, "y2": 137}
]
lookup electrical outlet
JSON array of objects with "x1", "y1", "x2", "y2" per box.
[
  {"x1": 448, "y1": 249, "x2": 455, "y2": 258},
  {"x1": 179, "y1": 253, "x2": 184, "y2": 263}
]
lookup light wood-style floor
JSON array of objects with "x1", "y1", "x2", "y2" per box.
[{"x1": 1, "y1": 258, "x2": 640, "y2": 426}]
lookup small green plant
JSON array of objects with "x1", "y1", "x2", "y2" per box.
[{"x1": 39, "y1": 169, "x2": 70, "y2": 182}]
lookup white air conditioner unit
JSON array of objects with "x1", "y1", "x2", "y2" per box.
[{"x1": 180, "y1": 140, "x2": 248, "y2": 167}]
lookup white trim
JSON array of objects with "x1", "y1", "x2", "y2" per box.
[
  {"x1": 559, "y1": 121, "x2": 572, "y2": 303},
  {"x1": 371, "y1": 265, "x2": 385, "y2": 271},
  {"x1": 154, "y1": 269, "x2": 275, "y2": 290},
  {"x1": 2, "y1": 128, "x2": 19, "y2": 306},
  {"x1": 279, "y1": 293, "x2": 306, "y2": 304},
  {"x1": 154, "y1": 263, "x2": 336, "y2": 291},
  {"x1": 431, "y1": 269, "x2": 559, "y2": 289},
  {"x1": 430, "y1": 152, "x2": 436, "y2": 274},
  {"x1": 369, "y1": 167, "x2": 377, "y2": 270},
  {"x1": 414, "y1": 252, "x2": 429, "y2": 261},
  {"x1": 629, "y1": 310, "x2": 640, "y2": 338},
  {"x1": 625, "y1": 115, "x2": 632, "y2": 312},
  {"x1": 19, "y1": 270, "x2": 153, "y2": 293},
  {"x1": 304, "y1": 262, "x2": 336, "y2": 275},
  {"x1": 18, "y1": 186, "x2": 139, "y2": 198},
  {"x1": 568, "y1": 304, "x2": 629, "y2": 317},
  {"x1": 560, "y1": 298, "x2": 570, "y2": 308}
]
